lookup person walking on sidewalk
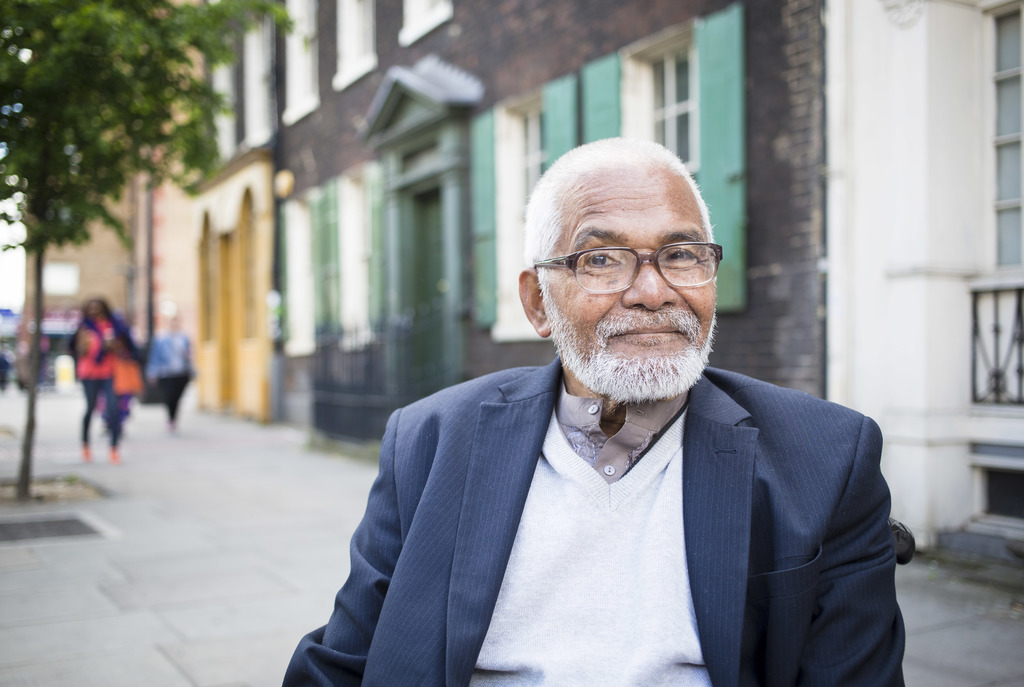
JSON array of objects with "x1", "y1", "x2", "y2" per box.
[
  {"x1": 72, "y1": 298, "x2": 130, "y2": 463},
  {"x1": 146, "y1": 313, "x2": 193, "y2": 432}
]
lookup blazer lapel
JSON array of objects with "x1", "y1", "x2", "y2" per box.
[
  {"x1": 684, "y1": 375, "x2": 758, "y2": 687},
  {"x1": 445, "y1": 360, "x2": 560, "y2": 685}
]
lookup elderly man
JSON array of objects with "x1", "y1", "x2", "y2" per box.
[{"x1": 284, "y1": 138, "x2": 905, "y2": 686}]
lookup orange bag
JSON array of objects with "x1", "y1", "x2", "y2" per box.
[{"x1": 113, "y1": 357, "x2": 144, "y2": 396}]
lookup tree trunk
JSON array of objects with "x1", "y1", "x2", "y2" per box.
[{"x1": 17, "y1": 248, "x2": 45, "y2": 501}]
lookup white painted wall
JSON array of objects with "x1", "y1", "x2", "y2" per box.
[
  {"x1": 284, "y1": 197, "x2": 316, "y2": 356},
  {"x1": 826, "y1": 0, "x2": 992, "y2": 546}
]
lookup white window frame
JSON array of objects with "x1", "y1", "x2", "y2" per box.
[
  {"x1": 338, "y1": 167, "x2": 374, "y2": 347},
  {"x1": 492, "y1": 93, "x2": 545, "y2": 342},
  {"x1": 334, "y1": 0, "x2": 377, "y2": 91},
  {"x1": 398, "y1": 0, "x2": 453, "y2": 47},
  {"x1": 213, "y1": 64, "x2": 237, "y2": 161},
  {"x1": 989, "y1": 5, "x2": 1024, "y2": 269},
  {"x1": 284, "y1": 196, "x2": 316, "y2": 356},
  {"x1": 283, "y1": 0, "x2": 320, "y2": 126},
  {"x1": 243, "y1": 17, "x2": 273, "y2": 147},
  {"x1": 620, "y1": 24, "x2": 700, "y2": 174}
]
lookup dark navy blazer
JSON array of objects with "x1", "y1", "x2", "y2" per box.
[{"x1": 284, "y1": 360, "x2": 905, "y2": 686}]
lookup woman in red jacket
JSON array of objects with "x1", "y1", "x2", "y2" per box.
[{"x1": 73, "y1": 298, "x2": 131, "y2": 463}]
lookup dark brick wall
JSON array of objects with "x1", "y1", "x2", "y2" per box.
[
  {"x1": 274, "y1": 0, "x2": 826, "y2": 395},
  {"x1": 712, "y1": 0, "x2": 826, "y2": 396},
  {"x1": 277, "y1": 0, "x2": 735, "y2": 193}
]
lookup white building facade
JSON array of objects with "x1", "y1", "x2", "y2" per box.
[{"x1": 827, "y1": 0, "x2": 1024, "y2": 557}]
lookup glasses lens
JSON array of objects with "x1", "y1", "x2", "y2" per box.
[
  {"x1": 658, "y1": 244, "x2": 718, "y2": 286},
  {"x1": 575, "y1": 248, "x2": 637, "y2": 293}
]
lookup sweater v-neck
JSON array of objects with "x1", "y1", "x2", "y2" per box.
[{"x1": 540, "y1": 410, "x2": 685, "y2": 512}]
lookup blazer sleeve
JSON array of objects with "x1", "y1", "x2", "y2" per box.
[
  {"x1": 797, "y1": 416, "x2": 906, "y2": 686},
  {"x1": 283, "y1": 409, "x2": 406, "y2": 687}
]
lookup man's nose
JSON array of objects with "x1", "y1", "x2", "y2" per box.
[{"x1": 620, "y1": 261, "x2": 680, "y2": 310}]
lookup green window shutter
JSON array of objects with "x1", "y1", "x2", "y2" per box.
[
  {"x1": 471, "y1": 110, "x2": 497, "y2": 326},
  {"x1": 543, "y1": 73, "x2": 579, "y2": 166},
  {"x1": 323, "y1": 179, "x2": 340, "y2": 332},
  {"x1": 365, "y1": 162, "x2": 386, "y2": 325},
  {"x1": 276, "y1": 202, "x2": 289, "y2": 342},
  {"x1": 696, "y1": 2, "x2": 746, "y2": 312},
  {"x1": 311, "y1": 189, "x2": 327, "y2": 331},
  {"x1": 582, "y1": 53, "x2": 621, "y2": 143}
]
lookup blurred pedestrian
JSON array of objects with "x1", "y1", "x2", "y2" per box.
[
  {"x1": 0, "y1": 347, "x2": 11, "y2": 392},
  {"x1": 110, "y1": 321, "x2": 143, "y2": 434},
  {"x1": 146, "y1": 313, "x2": 193, "y2": 432},
  {"x1": 72, "y1": 298, "x2": 133, "y2": 463}
]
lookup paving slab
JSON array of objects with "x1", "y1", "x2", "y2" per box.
[
  {"x1": 159, "y1": 592, "x2": 335, "y2": 641},
  {"x1": 904, "y1": 614, "x2": 1024, "y2": 685},
  {"x1": 0, "y1": 611, "x2": 180, "y2": 666},
  {"x1": 102, "y1": 569, "x2": 290, "y2": 611},
  {"x1": 162, "y1": 631, "x2": 302, "y2": 687},
  {"x1": 0, "y1": 648, "x2": 192, "y2": 687},
  {"x1": 0, "y1": 584, "x2": 120, "y2": 627}
]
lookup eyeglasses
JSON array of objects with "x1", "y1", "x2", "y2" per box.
[{"x1": 534, "y1": 242, "x2": 723, "y2": 294}]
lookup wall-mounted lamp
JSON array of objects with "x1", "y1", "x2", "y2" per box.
[{"x1": 274, "y1": 169, "x2": 295, "y2": 199}]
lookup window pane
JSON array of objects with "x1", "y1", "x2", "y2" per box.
[
  {"x1": 997, "y1": 12, "x2": 1021, "y2": 72},
  {"x1": 997, "y1": 142, "x2": 1022, "y2": 201},
  {"x1": 997, "y1": 76, "x2": 1022, "y2": 136},
  {"x1": 675, "y1": 54, "x2": 689, "y2": 103},
  {"x1": 998, "y1": 208, "x2": 1022, "y2": 265},
  {"x1": 654, "y1": 61, "x2": 665, "y2": 110},
  {"x1": 655, "y1": 118, "x2": 666, "y2": 147},
  {"x1": 676, "y1": 112, "x2": 690, "y2": 162},
  {"x1": 361, "y1": 0, "x2": 375, "y2": 56}
]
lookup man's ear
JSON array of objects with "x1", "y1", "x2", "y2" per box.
[{"x1": 519, "y1": 269, "x2": 551, "y2": 338}]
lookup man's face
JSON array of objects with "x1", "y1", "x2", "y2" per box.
[{"x1": 522, "y1": 164, "x2": 717, "y2": 404}]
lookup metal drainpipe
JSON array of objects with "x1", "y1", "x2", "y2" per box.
[
  {"x1": 145, "y1": 180, "x2": 155, "y2": 348},
  {"x1": 269, "y1": 16, "x2": 284, "y2": 422},
  {"x1": 818, "y1": 2, "x2": 829, "y2": 402}
]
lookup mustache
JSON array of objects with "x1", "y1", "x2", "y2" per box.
[{"x1": 595, "y1": 308, "x2": 703, "y2": 343}]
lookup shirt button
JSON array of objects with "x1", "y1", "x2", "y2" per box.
[
  {"x1": 588, "y1": 404, "x2": 600, "y2": 415},
  {"x1": 603, "y1": 465, "x2": 616, "y2": 476}
]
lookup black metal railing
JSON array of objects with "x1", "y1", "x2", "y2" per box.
[
  {"x1": 312, "y1": 305, "x2": 456, "y2": 440},
  {"x1": 972, "y1": 285, "x2": 1024, "y2": 404}
]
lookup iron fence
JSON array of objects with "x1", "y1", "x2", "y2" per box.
[
  {"x1": 312, "y1": 306, "x2": 455, "y2": 440},
  {"x1": 972, "y1": 285, "x2": 1024, "y2": 404}
]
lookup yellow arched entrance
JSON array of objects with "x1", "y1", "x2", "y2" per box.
[{"x1": 193, "y1": 150, "x2": 274, "y2": 421}]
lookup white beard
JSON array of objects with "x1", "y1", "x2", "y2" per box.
[{"x1": 545, "y1": 295, "x2": 715, "y2": 404}]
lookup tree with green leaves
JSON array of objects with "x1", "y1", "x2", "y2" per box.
[{"x1": 0, "y1": 0, "x2": 289, "y2": 500}]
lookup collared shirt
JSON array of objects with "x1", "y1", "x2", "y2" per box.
[{"x1": 555, "y1": 385, "x2": 688, "y2": 484}]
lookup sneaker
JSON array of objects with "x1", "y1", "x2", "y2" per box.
[
  {"x1": 82, "y1": 445, "x2": 91, "y2": 462},
  {"x1": 110, "y1": 448, "x2": 120, "y2": 465}
]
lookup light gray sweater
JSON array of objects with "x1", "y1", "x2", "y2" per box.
[{"x1": 471, "y1": 411, "x2": 711, "y2": 686}]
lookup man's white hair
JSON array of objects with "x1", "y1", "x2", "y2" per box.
[{"x1": 522, "y1": 138, "x2": 713, "y2": 266}]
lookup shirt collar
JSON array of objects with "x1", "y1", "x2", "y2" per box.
[{"x1": 555, "y1": 382, "x2": 688, "y2": 436}]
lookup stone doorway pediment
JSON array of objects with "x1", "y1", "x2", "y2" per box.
[{"x1": 364, "y1": 55, "x2": 483, "y2": 146}]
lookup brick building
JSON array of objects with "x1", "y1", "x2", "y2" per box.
[{"x1": 228, "y1": 0, "x2": 830, "y2": 440}]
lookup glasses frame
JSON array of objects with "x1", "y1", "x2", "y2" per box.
[{"x1": 534, "y1": 241, "x2": 723, "y2": 294}]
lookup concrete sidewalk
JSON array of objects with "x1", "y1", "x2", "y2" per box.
[{"x1": 1, "y1": 387, "x2": 1022, "y2": 686}]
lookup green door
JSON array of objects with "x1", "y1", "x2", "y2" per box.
[{"x1": 403, "y1": 187, "x2": 446, "y2": 392}]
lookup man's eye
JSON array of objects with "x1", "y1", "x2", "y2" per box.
[
  {"x1": 663, "y1": 249, "x2": 698, "y2": 265},
  {"x1": 582, "y1": 251, "x2": 623, "y2": 270}
]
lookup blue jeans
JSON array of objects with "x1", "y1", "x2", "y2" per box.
[{"x1": 82, "y1": 378, "x2": 120, "y2": 448}]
